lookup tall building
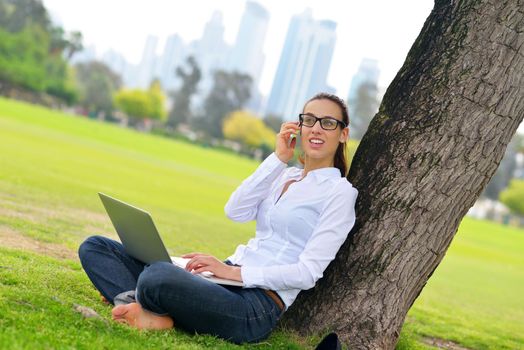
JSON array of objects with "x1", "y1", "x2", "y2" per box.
[
  {"x1": 192, "y1": 11, "x2": 230, "y2": 98},
  {"x1": 347, "y1": 58, "x2": 380, "y2": 103},
  {"x1": 346, "y1": 58, "x2": 381, "y2": 139},
  {"x1": 197, "y1": 11, "x2": 228, "y2": 67},
  {"x1": 158, "y1": 34, "x2": 186, "y2": 91},
  {"x1": 228, "y1": 1, "x2": 270, "y2": 90},
  {"x1": 136, "y1": 35, "x2": 159, "y2": 88},
  {"x1": 266, "y1": 9, "x2": 337, "y2": 120},
  {"x1": 225, "y1": 1, "x2": 270, "y2": 114}
]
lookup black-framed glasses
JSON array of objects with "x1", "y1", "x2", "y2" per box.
[{"x1": 298, "y1": 113, "x2": 347, "y2": 130}]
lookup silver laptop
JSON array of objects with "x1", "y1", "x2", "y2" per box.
[
  {"x1": 98, "y1": 192, "x2": 243, "y2": 286},
  {"x1": 98, "y1": 192, "x2": 172, "y2": 264}
]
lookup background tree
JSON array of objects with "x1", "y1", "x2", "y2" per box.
[
  {"x1": 500, "y1": 179, "x2": 524, "y2": 216},
  {"x1": 0, "y1": 0, "x2": 80, "y2": 104},
  {"x1": 223, "y1": 110, "x2": 275, "y2": 149},
  {"x1": 64, "y1": 31, "x2": 83, "y2": 60},
  {"x1": 147, "y1": 79, "x2": 167, "y2": 121},
  {"x1": 481, "y1": 135, "x2": 519, "y2": 200},
  {"x1": 167, "y1": 56, "x2": 201, "y2": 129},
  {"x1": 279, "y1": 1, "x2": 524, "y2": 349},
  {"x1": 114, "y1": 89, "x2": 150, "y2": 122},
  {"x1": 48, "y1": 26, "x2": 67, "y2": 56},
  {"x1": 114, "y1": 81, "x2": 166, "y2": 125},
  {"x1": 263, "y1": 114, "x2": 284, "y2": 133},
  {"x1": 193, "y1": 70, "x2": 252, "y2": 138},
  {"x1": 0, "y1": 0, "x2": 50, "y2": 32},
  {"x1": 348, "y1": 81, "x2": 380, "y2": 140},
  {"x1": 75, "y1": 61, "x2": 122, "y2": 117},
  {"x1": 0, "y1": 26, "x2": 48, "y2": 92}
]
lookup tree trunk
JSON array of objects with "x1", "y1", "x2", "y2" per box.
[{"x1": 279, "y1": 1, "x2": 524, "y2": 348}]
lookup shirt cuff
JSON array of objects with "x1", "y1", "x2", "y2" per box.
[
  {"x1": 240, "y1": 265, "x2": 265, "y2": 288},
  {"x1": 264, "y1": 152, "x2": 288, "y2": 169}
]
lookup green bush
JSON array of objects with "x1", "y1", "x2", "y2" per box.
[
  {"x1": 0, "y1": 26, "x2": 48, "y2": 91},
  {"x1": 0, "y1": 0, "x2": 80, "y2": 104},
  {"x1": 500, "y1": 179, "x2": 524, "y2": 215}
]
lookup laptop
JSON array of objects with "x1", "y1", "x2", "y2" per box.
[{"x1": 98, "y1": 192, "x2": 243, "y2": 287}]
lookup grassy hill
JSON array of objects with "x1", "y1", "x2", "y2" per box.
[{"x1": 0, "y1": 98, "x2": 523, "y2": 349}]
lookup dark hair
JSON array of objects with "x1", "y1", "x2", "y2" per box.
[{"x1": 298, "y1": 92, "x2": 350, "y2": 177}]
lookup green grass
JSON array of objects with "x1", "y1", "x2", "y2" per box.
[
  {"x1": 0, "y1": 97, "x2": 523, "y2": 349},
  {"x1": 0, "y1": 97, "x2": 259, "y2": 257},
  {"x1": 404, "y1": 219, "x2": 524, "y2": 350},
  {"x1": 0, "y1": 247, "x2": 309, "y2": 349}
]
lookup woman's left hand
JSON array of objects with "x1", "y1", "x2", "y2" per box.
[{"x1": 182, "y1": 253, "x2": 242, "y2": 282}]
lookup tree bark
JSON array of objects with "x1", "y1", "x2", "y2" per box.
[{"x1": 279, "y1": 1, "x2": 524, "y2": 348}]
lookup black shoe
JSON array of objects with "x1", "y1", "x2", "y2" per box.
[{"x1": 314, "y1": 332, "x2": 341, "y2": 350}]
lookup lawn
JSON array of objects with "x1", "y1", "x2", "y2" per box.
[
  {"x1": 404, "y1": 218, "x2": 524, "y2": 350},
  {"x1": 0, "y1": 97, "x2": 523, "y2": 349}
]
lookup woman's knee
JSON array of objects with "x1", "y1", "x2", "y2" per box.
[
  {"x1": 78, "y1": 235, "x2": 108, "y2": 261},
  {"x1": 135, "y1": 262, "x2": 179, "y2": 309},
  {"x1": 136, "y1": 262, "x2": 177, "y2": 292}
]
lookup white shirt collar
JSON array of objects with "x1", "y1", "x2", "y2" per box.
[{"x1": 292, "y1": 167, "x2": 342, "y2": 184}]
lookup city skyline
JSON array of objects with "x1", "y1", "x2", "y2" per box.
[
  {"x1": 266, "y1": 9, "x2": 338, "y2": 120},
  {"x1": 43, "y1": 0, "x2": 434, "y2": 99}
]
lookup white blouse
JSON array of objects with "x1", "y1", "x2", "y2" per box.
[{"x1": 225, "y1": 152, "x2": 358, "y2": 310}]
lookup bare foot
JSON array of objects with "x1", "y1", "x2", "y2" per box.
[
  {"x1": 100, "y1": 293, "x2": 109, "y2": 305},
  {"x1": 111, "y1": 303, "x2": 174, "y2": 330}
]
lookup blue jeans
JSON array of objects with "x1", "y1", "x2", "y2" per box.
[{"x1": 78, "y1": 235, "x2": 284, "y2": 344}]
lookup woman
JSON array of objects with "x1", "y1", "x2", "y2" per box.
[{"x1": 78, "y1": 92, "x2": 358, "y2": 344}]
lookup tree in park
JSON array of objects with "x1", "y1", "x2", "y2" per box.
[
  {"x1": 114, "y1": 80, "x2": 167, "y2": 125},
  {"x1": 147, "y1": 79, "x2": 167, "y2": 121},
  {"x1": 0, "y1": 0, "x2": 80, "y2": 103},
  {"x1": 223, "y1": 110, "x2": 276, "y2": 149},
  {"x1": 349, "y1": 81, "x2": 381, "y2": 140},
  {"x1": 263, "y1": 114, "x2": 285, "y2": 133},
  {"x1": 194, "y1": 70, "x2": 252, "y2": 138},
  {"x1": 481, "y1": 134, "x2": 519, "y2": 200},
  {"x1": 167, "y1": 56, "x2": 201, "y2": 129},
  {"x1": 0, "y1": 0, "x2": 50, "y2": 32},
  {"x1": 500, "y1": 179, "x2": 524, "y2": 216},
  {"x1": 75, "y1": 61, "x2": 122, "y2": 117},
  {"x1": 279, "y1": 1, "x2": 524, "y2": 349}
]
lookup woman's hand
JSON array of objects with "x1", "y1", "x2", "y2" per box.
[
  {"x1": 275, "y1": 121, "x2": 300, "y2": 164},
  {"x1": 181, "y1": 253, "x2": 242, "y2": 282}
]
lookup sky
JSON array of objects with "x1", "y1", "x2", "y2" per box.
[{"x1": 43, "y1": 0, "x2": 435, "y2": 98}]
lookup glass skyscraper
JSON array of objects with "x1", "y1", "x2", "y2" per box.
[
  {"x1": 228, "y1": 1, "x2": 270, "y2": 90},
  {"x1": 346, "y1": 58, "x2": 380, "y2": 103},
  {"x1": 266, "y1": 9, "x2": 337, "y2": 120}
]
